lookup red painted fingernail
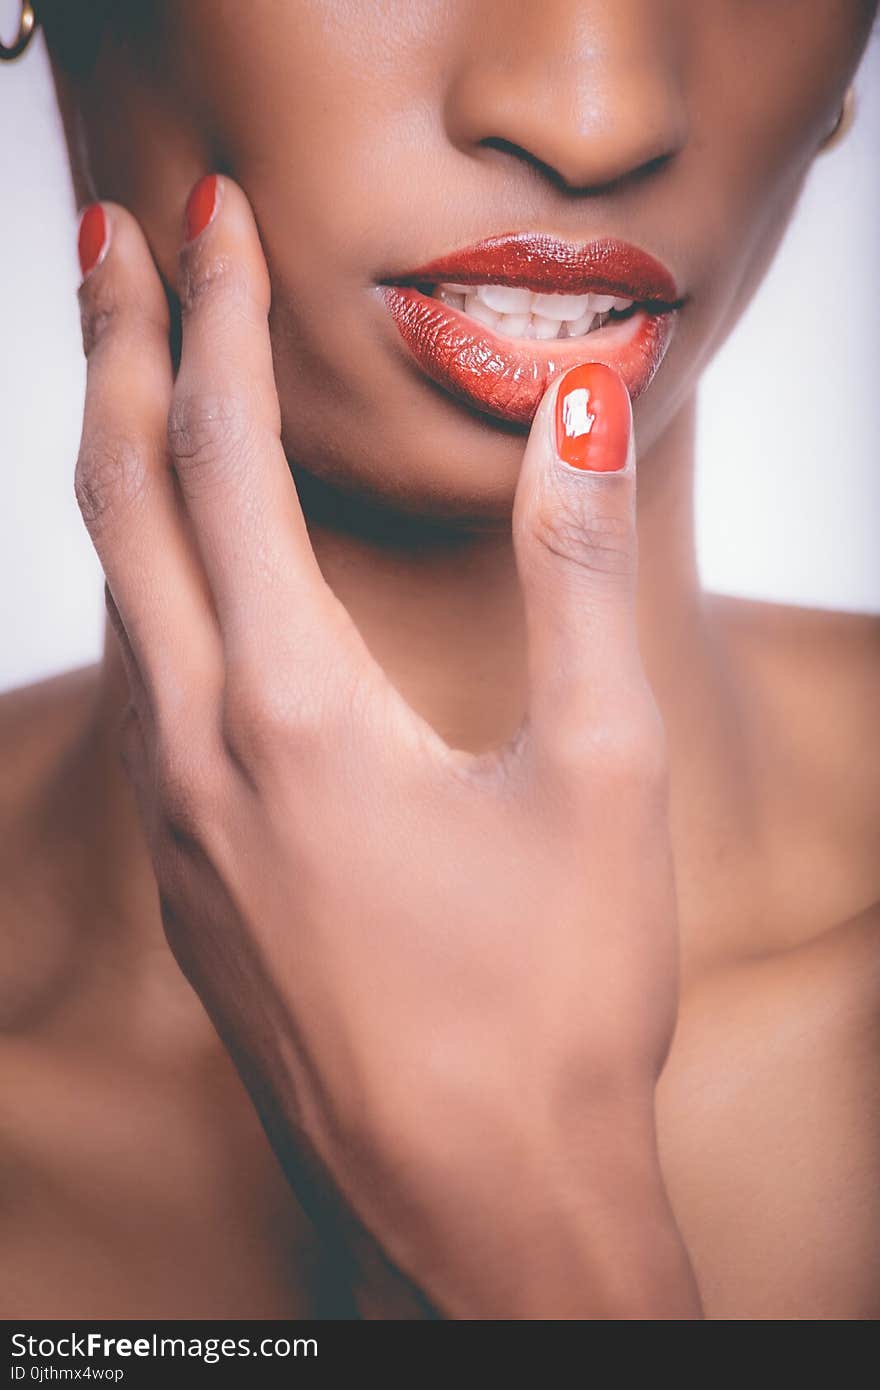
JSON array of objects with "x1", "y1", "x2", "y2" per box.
[
  {"x1": 77, "y1": 203, "x2": 108, "y2": 279},
  {"x1": 554, "y1": 362, "x2": 632, "y2": 472},
  {"x1": 183, "y1": 173, "x2": 219, "y2": 244}
]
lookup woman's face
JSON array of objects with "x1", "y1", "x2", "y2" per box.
[{"x1": 67, "y1": 0, "x2": 875, "y2": 522}]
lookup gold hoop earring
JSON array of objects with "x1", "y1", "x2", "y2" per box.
[
  {"x1": 0, "y1": 1, "x2": 37, "y2": 61},
  {"x1": 819, "y1": 85, "x2": 856, "y2": 153}
]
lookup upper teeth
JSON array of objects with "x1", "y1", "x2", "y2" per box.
[{"x1": 433, "y1": 282, "x2": 635, "y2": 340}]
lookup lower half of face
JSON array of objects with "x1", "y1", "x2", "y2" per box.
[{"x1": 79, "y1": 0, "x2": 876, "y2": 523}]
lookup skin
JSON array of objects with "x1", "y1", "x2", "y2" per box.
[{"x1": 1, "y1": 0, "x2": 879, "y2": 1318}]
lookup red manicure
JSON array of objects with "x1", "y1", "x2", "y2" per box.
[
  {"x1": 184, "y1": 174, "x2": 219, "y2": 244},
  {"x1": 77, "y1": 204, "x2": 108, "y2": 279},
  {"x1": 554, "y1": 362, "x2": 632, "y2": 472}
]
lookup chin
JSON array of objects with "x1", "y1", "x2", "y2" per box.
[
  {"x1": 273, "y1": 353, "x2": 531, "y2": 532},
  {"x1": 282, "y1": 406, "x2": 529, "y2": 531}
]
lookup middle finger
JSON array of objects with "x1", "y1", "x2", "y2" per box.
[{"x1": 169, "y1": 175, "x2": 348, "y2": 681}]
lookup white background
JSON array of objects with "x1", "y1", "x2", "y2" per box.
[{"x1": 1, "y1": 23, "x2": 878, "y2": 694}]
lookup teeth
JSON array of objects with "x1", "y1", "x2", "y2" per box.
[
  {"x1": 463, "y1": 293, "x2": 502, "y2": 330},
  {"x1": 497, "y1": 312, "x2": 530, "y2": 338},
  {"x1": 529, "y1": 313, "x2": 563, "y2": 340},
  {"x1": 436, "y1": 286, "x2": 466, "y2": 310},
  {"x1": 475, "y1": 284, "x2": 533, "y2": 314},
  {"x1": 531, "y1": 292, "x2": 592, "y2": 321},
  {"x1": 432, "y1": 282, "x2": 637, "y2": 340},
  {"x1": 562, "y1": 308, "x2": 597, "y2": 337}
]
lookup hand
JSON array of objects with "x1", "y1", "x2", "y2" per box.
[{"x1": 74, "y1": 176, "x2": 699, "y2": 1318}]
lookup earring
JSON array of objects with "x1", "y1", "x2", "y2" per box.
[
  {"x1": 819, "y1": 85, "x2": 856, "y2": 153},
  {"x1": 0, "y1": 1, "x2": 37, "y2": 61}
]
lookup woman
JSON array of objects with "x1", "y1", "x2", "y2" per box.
[{"x1": 1, "y1": 0, "x2": 878, "y2": 1320}]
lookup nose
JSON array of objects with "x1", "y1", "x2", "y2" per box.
[{"x1": 444, "y1": 0, "x2": 688, "y2": 191}]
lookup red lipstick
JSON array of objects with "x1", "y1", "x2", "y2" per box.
[{"x1": 379, "y1": 232, "x2": 682, "y2": 426}]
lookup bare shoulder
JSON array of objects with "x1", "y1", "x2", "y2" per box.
[
  {"x1": 664, "y1": 602, "x2": 880, "y2": 1314},
  {"x1": 0, "y1": 661, "x2": 102, "y2": 742},
  {"x1": 709, "y1": 590, "x2": 879, "y2": 702},
  {"x1": 661, "y1": 895, "x2": 880, "y2": 1318},
  {"x1": 709, "y1": 592, "x2": 879, "y2": 821},
  {"x1": 0, "y1": 664, "x2": 100, "y2": 816},
  {"x1": 0, "y1": 664, "x2": 102, "y2": 1030}
]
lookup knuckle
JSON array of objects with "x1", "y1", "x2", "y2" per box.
[
  {"x1": 78, "y1": 275, "x2": 121, "y2": 356},
  {"x1": 593, "y1": 704, "x2": 669, "y2": 790},
  {"x1": 220, "y1": 672, "x2": 285, "y2": 764},
  {"x1": 167, "y1": 390, "x2": 256, "y2": 492},
  {"x1": 531, "y1": 485, "x2": 635, "y2": 583},
  {"x1": 80, "y1": 276, "x2": 169, "y2": 358},
  {"x1": 151, "y1": 648, "x2": 221, "y2": 734},
  {"x1": 178, "y1": 250, "x2": 251, "y2": 318},
  {"x1": 220, "y1": 662, "x2": 335, "y2": 773},
  {"x1": 74, "y1": 433, "x2": 149, "y2": 534},
  {"x1": 544, "y1": 700, "x2": 669, "y2": 795}
]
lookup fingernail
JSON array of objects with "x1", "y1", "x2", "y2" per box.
[
  {"x1": 554, "y1": 362, "x2": 632, "y2": 472},
  {"x1": 183, "y1": 173, "x2": 219, "y2": 244},
  {"x1": 77, "y1": 203, "x2": 108, "y2": 280}
]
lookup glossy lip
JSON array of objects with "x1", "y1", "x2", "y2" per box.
[{"x1": 378, "y1": 232, "x2": 683, "y2": 426}]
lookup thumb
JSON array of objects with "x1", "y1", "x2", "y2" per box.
[{"x1": 511, "y1": 361, "x2": 644, "y2": 752}]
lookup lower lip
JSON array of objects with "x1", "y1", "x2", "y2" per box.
[{"x1": 380, "y1": 285, "x2": 677, "y2": 425}]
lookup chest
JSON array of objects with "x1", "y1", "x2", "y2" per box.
[
  {"x1": 0, "y1": 1038, "x2": 352, "y2": 1318},
  {"x1": 655, "y1": 924, "x2": 880, "y2": 1318},
  {"x1": 2, "y1": 926, "x2": 877, "y2": 1320}
]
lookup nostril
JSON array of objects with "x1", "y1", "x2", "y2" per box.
[
  {"x1": 476, "y1": 135, "x2": 678, "y2": 195},
  {"x1": 476, "y1": 136, "x2": 577, "y2": 193},
  {"x1": 598, "y1": 148, "x2": 678, "y2": 195}
]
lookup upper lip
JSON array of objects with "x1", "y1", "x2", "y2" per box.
[{"x1": 382, "y1": 231, "x2": 682, "y2": 307}]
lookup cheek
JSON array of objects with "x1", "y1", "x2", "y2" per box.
[
  {"x1": 166, "y1": 0, "x2": 872, "y2": 516},
  {"x1": 184, "y1": 14, "x2": 532, "y2": 515},
  {"x1": 194, "y1": 2, "x2": 451, "y2": 276},
  {"x1": 647, "y1": 1, "x2": 867, "y2": 393}
]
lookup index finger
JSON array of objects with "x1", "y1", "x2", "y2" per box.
[{"x1": 75, "y1": 200, "x2": 221, "y2": 710}]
